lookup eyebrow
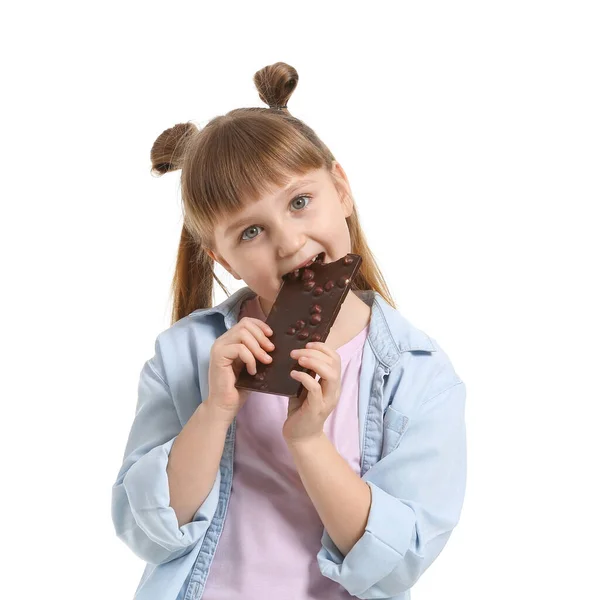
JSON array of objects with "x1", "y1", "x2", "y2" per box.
[{"x1": 224, "y1": 178, "x2": 317, "y2": 237}]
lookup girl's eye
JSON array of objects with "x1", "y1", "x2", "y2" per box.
[{"x1": 239, "y1": 194, "x2": 312, "y2": 243}]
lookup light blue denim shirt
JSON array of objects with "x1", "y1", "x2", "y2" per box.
[{"x1": 111, "y1": 285, "x2": 467, "y2": 600}]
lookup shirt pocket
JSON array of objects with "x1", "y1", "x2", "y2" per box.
[{"x1": 382, "y1": 405, "x2": 410, "y2": 456}]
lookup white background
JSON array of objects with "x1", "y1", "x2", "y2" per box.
[{"x1": 2, "y1": 1, "x2": 599, "y2": 598}]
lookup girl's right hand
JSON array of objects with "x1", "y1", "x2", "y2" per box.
[{"x1": 204, "y1": 317, "x2": 275, "y2": 424}]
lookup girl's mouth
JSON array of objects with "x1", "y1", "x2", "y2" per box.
[{"x1": 283, "y1": 251, "x2": 326, "y2": 278}]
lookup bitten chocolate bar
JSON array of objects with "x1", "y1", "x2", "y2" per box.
[{"x1": 235, "y1": 251, "x2": 363, "y2": 398}]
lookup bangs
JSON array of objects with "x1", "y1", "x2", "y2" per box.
[{"x1": 182, "y1": 111, "x2": 328, "y2": 232}]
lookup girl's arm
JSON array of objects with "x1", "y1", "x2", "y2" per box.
[
  {"x1": 287, "y1": 433, "x2": 372, "y2": 557},
  {"x1": 166, "y1": 402, "x2": 231, "y2": 527},
  {"x1": 314, "y1": 376, "x2": 467, "y2": 599},
  {"x1": 111, "y1": 337, "x2": 224, "y2": 565}
]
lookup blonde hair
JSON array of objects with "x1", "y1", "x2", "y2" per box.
[{"x1": 150, "y1": 61, "x2": 397, "y2": 326}]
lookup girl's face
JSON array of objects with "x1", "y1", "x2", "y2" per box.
[{"x1": 205, "y1": 162, "x2": 355, "y2": 315}]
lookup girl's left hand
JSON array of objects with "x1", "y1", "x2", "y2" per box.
[{"x1": 282, "y1": 341, "x2": 342, "y2": 445}]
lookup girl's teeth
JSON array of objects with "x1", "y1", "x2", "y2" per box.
[{"x1": 295, "y1": 253, "x2": 322, "y2": 272}]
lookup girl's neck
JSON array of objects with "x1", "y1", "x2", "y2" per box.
[{"x1": 325, "y1": 291, "x2": 371, "y2": 350}]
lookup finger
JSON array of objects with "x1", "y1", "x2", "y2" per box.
[
  {"x1": 240, "y1": 344, "x2": 257, "y2": 375},
  {"x1": 290, "y1": 370, "x2": 323, "y2": 402},
  {"x1": 308, "y1": 342, "x2": 341, "y2": 367},
  {"x1": 245, "y1": 317, "x2": 274, "y2": 339},
  {"x1": 290, "y1": 369, "x2": 320, "y2": 387},
  {"x1": 242, "y1": 316, "x2": 273, "y2": 336},
  {"x1": 239, "y1": 317, "x2": 275, "y2": 352},
  {"x1": 238, "y1": 328, "x2": 274, "y2": 366},
  {"x1": 291, "y1": 348, "x2": 334, "y2": 366},
  {"x1": 221, "y1": 341, "x2": 258, "y2": 375},
  {"x1": 295, "y1": 355, "x2": 336, "y2": 379},
  {"x1": 305, "y1": 341, "x2": 335, "y2": 357}
]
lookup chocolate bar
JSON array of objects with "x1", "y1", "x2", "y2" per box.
[{"x1": 234, "y1": 252, "x2": 363, "y2": 398}]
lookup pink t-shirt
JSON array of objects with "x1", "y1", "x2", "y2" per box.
[{"x1": 202, "y1": 293, "x2": 369, "y2": 599}]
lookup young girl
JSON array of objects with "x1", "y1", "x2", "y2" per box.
[{"x1": 111, "y1": 61, "x2": 467, "y2": 600}]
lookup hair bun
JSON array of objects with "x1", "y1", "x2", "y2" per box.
[
  {"x1": 253, "y1": 61, "x2": 298, "y2": 110},
  {"x1": 150, "y1": 121, "x2": 197, "y2": 176}
]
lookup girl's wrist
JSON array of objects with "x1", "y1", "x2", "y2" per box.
[
  {"x1": 199, "y1": 400, "x2": 234, "y2": 430},
  {"x1": 285, "y1": 431, "x2": 327, "y2": 451}
]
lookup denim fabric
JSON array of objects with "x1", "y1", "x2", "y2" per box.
[{"x1": 111, "y1": 286, "x2": 467, "y2": 599}]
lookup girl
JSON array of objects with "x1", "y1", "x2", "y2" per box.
[{"x1": 111, "y1": 61, "x2": 467, "y2": 600}]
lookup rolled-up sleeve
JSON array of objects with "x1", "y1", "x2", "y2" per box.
[
  {"x1": 111, "y1": 337, "x2": 221, "y2": 565},
  {"x1": 317, "y1": 378, "x2": 467, "y2": 599}
]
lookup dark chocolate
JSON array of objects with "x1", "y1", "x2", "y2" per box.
[{"x1": 234, "y1": 252, "x2": 363, "y2": 398}]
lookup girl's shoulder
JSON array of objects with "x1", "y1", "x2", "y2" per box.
[{"x1": 373, "y1": 296, "x2": 464, "y2": 404}]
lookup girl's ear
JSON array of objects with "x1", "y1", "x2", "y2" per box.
[
  {"x1": 330, "y1": 161, "x2": 354, "y2": 218},
  {"x1": 204, "y1": 246, "x2": 241, "y2": 280},
  {"x1": 202, "y1": 245, "x2": 217, "y2": 264}
]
